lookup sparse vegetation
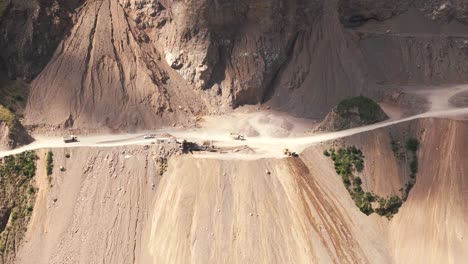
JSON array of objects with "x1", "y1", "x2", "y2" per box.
[
  {"x1": 0, "y1": 151, "x2": 38, "y2": 262},
  {"x1": 46, "y1": 151, "x2": 54, "y2": 176},
  {"x1": 375, "y1": 195, "x2": 403, "y2": 218},
  {"x1": 0, "y1": 151, "x2": 37, "y2": 179},
  {"x1": 0, "y1": 105, "x2": 16, "y2": 128},
  {"x1": 326, "y1": 146, "x2": 405, "y2": 219},
  {"x1": 405, "y1": 138, "x2": 420, "y2": 152},
  {"x1": 158, "y1": 157, "x2": 168, "y2": 176},
  {"x1": 403, "y1": 137, "x2": 420, "y2": 200},
  {"x1": 336, "y1": 96, "x2": 385, "y2": 124}
]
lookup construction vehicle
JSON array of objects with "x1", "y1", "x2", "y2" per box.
[
  {"x1": 63, "y1": 135, "x2": 78, "y2": 143},
  {"x1": 283, "y1": 148, "x2": 298, "y2": 157},
  {"x1": 229, "y1": 133, "x2": 245, "y2": 141},
  {"x1": 143, "y1": 134, "x2": 156, "y2": 139}
]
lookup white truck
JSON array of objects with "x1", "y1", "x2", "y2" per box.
[
  {"x1": 229, "y1": 133, "x2": 245, "y2": 141},
  {"x1": 143, "y1": 134, "x2": 156, "y2": 139}
]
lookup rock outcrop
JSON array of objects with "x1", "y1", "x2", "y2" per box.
[
  {"x1": 2, "y1": 0, "x2": 467, "y2": 128},
  {"x1": 0, "y1": 105, "x2": 33, "y2": 150},
  {"x1": 0, "y1": 0, "x2": 82, "y2": 81},
  {"x1": 316, "y1": 96, "x2": 388, "y2": 132}
]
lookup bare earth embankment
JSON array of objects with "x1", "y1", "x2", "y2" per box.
[{"x1": 10, "y1": 116, "x2": 467, "y2": 264}]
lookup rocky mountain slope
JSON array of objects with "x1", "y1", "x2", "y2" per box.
[
  {"x1": 0, "y1": 0, "x2": 467, "y2": 130},
  {"x1": 0, "y1": 1, "x2": 466, "y2": 263}
]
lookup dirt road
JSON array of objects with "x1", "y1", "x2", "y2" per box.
[{"x1": 1, "y1": 86, "x2": 467, "y2": 160}]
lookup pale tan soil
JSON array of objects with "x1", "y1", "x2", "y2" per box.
[
  {"x1": 12, "y1": 118, "x2": 467, "y2": 264},
  {"x1": 16, "y1": 146, "x2": 163, "y2": 264},
  {"x1": 389, "y1": 118, "x2": 468, "y2": 264}
]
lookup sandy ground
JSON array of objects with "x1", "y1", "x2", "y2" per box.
[
  {"x1": 16, "y1": 146, "x2": 160, "y2": 264},
  {"x1": 13, "y1": 117, "x2": 468, "y2": 264},
  {"x1": 4, "y1": 86, "x2": 468, "y2": 264}
]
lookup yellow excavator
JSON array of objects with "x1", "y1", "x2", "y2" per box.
[{"x1": 283, "y1": 148, "x2": 298, "y2": 157}]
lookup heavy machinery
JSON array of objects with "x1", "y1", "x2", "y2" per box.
[
  {"x1": 229, "y1": 133, "x2": 245, "y2": 141},
  {"x1": 63, "y1": 135, "x2": 78, "y2": 143},
  {"x1": 283, "y1": 148, "x2": 298, "y2": 157},
  {"x1": 143, "y1": 134, "x2": 156, "y2": 139}
]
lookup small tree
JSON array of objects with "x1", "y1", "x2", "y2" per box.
[{"x1": 406, "y1": 138, "x2": 420, "y2": 152}]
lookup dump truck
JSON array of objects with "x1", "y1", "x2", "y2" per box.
[{"x1": 63, "y1": 135, "x2": 78, "y2": 143}]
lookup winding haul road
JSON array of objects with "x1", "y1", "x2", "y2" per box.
[{"x1": 1, "y1": 86, "x2": 467, "y2": 160}]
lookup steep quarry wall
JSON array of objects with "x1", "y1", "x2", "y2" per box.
[
  {"x1": 14, "y1": 118, "x2": 467, "y2": 263},
  {"x1": 16, "y1": 145, "x2": 390, "y2": 264},
  {"x1": 389, "y1": 118, "x2": 468, "y2": 263},
  {"x1": 16, "y1": 146, "x2": 161, "y2": 264}
]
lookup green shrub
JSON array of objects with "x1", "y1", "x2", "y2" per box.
[
  {"x1": 405, "y1": 138, "x2": 420, "y2": 152},
  {"x1": 0, "y1": 151, "x2": 37, "y2": 179},
  {"x1": 11, "y1": 211, "x2": 17, "y2": 221},
  {"x1": 325, "y1": 145, "x2": 407, "y2": 218},
  {"x1": 354, "y1": 159, "x2": 364, "y2": 172},
  {"x1": 323, "y1": 150, "x2": 330, "y2": 157},
  {"x1": 336, "y1": 96, "x2": 384, "y2": 123},
  {"x1": 353, "y1": 177, "x2": 362, "y2": 186},
  {"x1": 0, "y1": 104, "x2": 16, "y2": 127},
  {"x1": 46, "y1": 151, "x2": 54, "y2": 176},
  {"x1": 409, "y1": 159, "x2": 418, "y2": 175},
  {"x1": 65, "y1": 153, "x2": 70, "y2": 158},
  {"x1": 13, "y1": 94, "x2": 24, "y2": 102}
]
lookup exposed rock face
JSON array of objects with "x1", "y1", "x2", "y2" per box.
[
  {"x1": 26, "y1": 0, "x2": 205, "y2": 131},
  {"x1": 0, "y1": 0, "x2": 82, "y2": 80},
  {"x1": 121, "y1": 0, "x2": 323, "y2": 108},
  {"x1": 0, "y1": 121, "x2": 33, "y2": 150},
  {"x1": 0, "y1": 105, "x2": 33, "y2": 150},
  {"x1": 1, "y1": 0, "x2": 466, "y2": 129}
]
